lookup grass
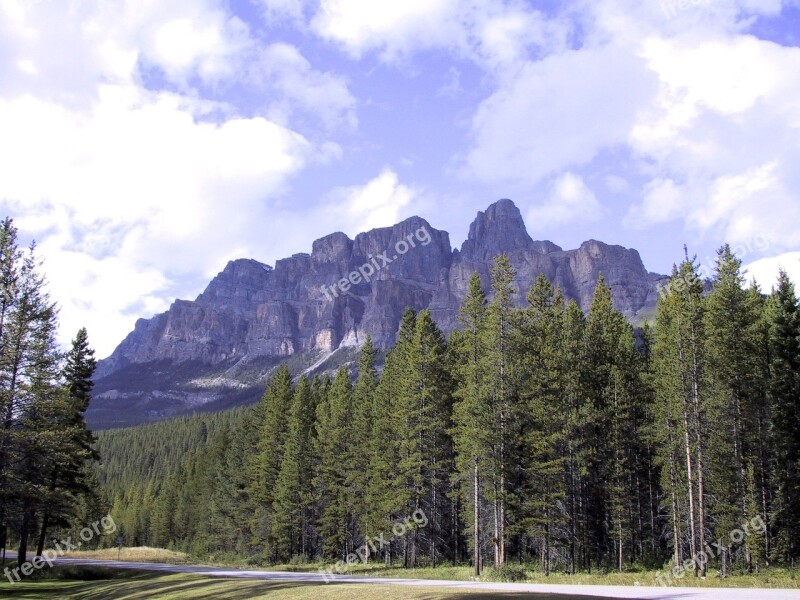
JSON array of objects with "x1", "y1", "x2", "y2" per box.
[
  {"x1": 39, "y1": 549, "x2": 800, "y2": 590},
  {"x1": 260, "y1": 559, "x2": 800, "y2": 589},
  {"x1": 0, "y1": 567, "x2": 589, "y2": 599},
  {"x1": 62, "y1": 546, "x2": 192, "y2": 564}
]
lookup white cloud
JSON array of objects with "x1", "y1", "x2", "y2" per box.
[
  {"x1": 0, "y1": 86, "x2": 315, "y2": 357},
  {"x1": 626, "y1": 179, "x2": 689, "y2": 228},
  {"x1": 526, "y1": 173, "x2": 603, "y2": 229},
  {"x1": 312, "y1": 0, "x2": 463, "y2": 60},
  {"x1": 625, "y1": 34, "x2": 800, "y2": 250},
  {"x1": 310, "y1": 0, "x2": 567, "y2": 68},
  {"x1": 744, "y1": 252, "x2": 800, "y2": 292},
  {"x1": 0, "y1": 0, "x2": 350, "y2": 358},
  {"x1": 252, "y1": 43, "x2": 357, "y2": 131},
  {"x1": 464, "y1": 44, "x2": 656, "y2": 185},
  {"x1": 324, "y1": 169, "x2": 419, "y2": 234}
]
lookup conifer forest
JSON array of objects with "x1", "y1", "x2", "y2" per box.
[{"x1": 91, "y1": 244, "x2": 800, "y2": 578}]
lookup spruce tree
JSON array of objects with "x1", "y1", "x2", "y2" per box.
[
  {"x1": 249, "y1": 365, "x2": 293, "y2": 560},
  {"x1": 652, "y1": 257, "x2": 708, "y2": 576},
  {"x1": 766, "y1": 270, "x2": 800, "y2": 561},
  {"x1": 704, "y1": 245, "x2": 767, "y2": 571},
  {"x1": 272, "y1": 376, "x2": 315, "y2": 561},
  {"x1": 348, "y1": 337, "x2": 377, "y2": 562},
  {"x1": 517, "y1": 274, "x2": 567, "y2": 575},
  {"x1": 484, "y1": 254, "x2": 517, "y2": 566},
  {"x1": 451, "y1": 271, "x2": 490, "y2": 576},
  {"x1": 314, "y1": 368, "x2": 353, "y2": 560}
]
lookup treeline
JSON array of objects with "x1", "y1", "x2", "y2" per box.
[
  {"x1": 105, "y1": 246, "x2": 800, "y2": 576},
  {"x1": 0, "y1": 219, "x2": 101, "y2": 567}
]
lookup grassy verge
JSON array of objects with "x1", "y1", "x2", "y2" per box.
[
  {"x1": 62, "y1": 546, "x2": 192, "y2": 564},
  {"x1": 0, "y1": 567, "x2": 569, "y2": 599},
  {"x1": 265, "y1": 560, "x2": 800, "y2": 588},
  {"x1": 48, "y1": 549, "x2": 800, "y2": 589}
]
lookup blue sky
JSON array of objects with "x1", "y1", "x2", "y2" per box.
[{"x1": 1, "y1": 0, "x2": 799, "y2": 357}]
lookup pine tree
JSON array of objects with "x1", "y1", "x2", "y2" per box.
[
  {"x1": 451, "y1": 271, "x2": 490, "y2": 576},
  {"x1": 583, "y1": 276, "x2": 642, "y2": 570},
  {"x1": 484, "y1": 254, "x2": 517, "y2": 566},
  {"x1": 652, "y1": 257, "x2": 708, "y2": 576},
  {"x1": 704, "y1": 245, "x2": 767, "y2": 572},
  {"x1": 516, "y1": 274, "x2": 567, "y2": 575},
  {"x1": 561, "y1": 299, "x2": 589, "y2": 573},
  {"x1": 30, "y1": 328, "x2": 100, "y2": 557},
  {"x1": 348, "y1": 337, "x2": 377, "y2": 562},
  {"x1": 766, "y1": 270, "x2": 800, "y2": 561},
  {"x1": 393, "y1": 309, "x2": 453, "y2": 567},
  {"x1": 314, "y1": 368, "x2": 353, "y2": 560},
  {"x1": 272, "y1": 376, "x2": 315, "y2": 561},
  {"x1": 249, "y1": 365, "x2": 293, "y2": 560},
  {"x1": 365, "y1": 347, "x2": 403, "y2": 566}
]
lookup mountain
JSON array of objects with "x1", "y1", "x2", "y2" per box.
[{"x1": 88, "y1": 199, "x2": 666, "y2": 429}]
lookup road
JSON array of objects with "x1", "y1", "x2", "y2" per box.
[{"x1": 4, "y1": 552, "x2": 798, "y2": 599}]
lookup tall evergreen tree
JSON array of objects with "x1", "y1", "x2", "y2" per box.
[
  {"x1": 314, "y1": 368, "x2": 353, "y2": 560},
  {"x1": 451, "y1": 272, "x2": 490, "y2": 576},
  {"x1": 704, "y1": 245, "x2": 768, "y2": 572},
  {"x1": 484, "y1": 254, "x2": 518, "y2": 566},
  {"x1": 653, "y1": 257, "x2": 708, "y2": 576},
  {"x1": 272, "y1": 376, "x2": 315, "y2": 561},
  {"x1": 766, "y1": 270, "x2": 800, "y2": 561},
  {"x1": 516, "y1": 274, "x2": 567, "y2": 575},
  {"x1": 249, "y1": 365, "x2": 293, "y2": 560},
  {"x1": 35, "y1": 327, "x2": 100, "y2": 557},
  {"x1": 348, "y1": 337, "x2": 377, "y2": 562}
]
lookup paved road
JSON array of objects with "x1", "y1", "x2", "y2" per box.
[{"x1": 4, "y1": 552, "x2": 798, "y2": 599}]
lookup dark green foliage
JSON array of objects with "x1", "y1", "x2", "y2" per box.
[
  {"x1": 767, "y1": 271, "x2": 800, "y2": 561},
  {"x1": 91, "y1": 247, "x2": 800, "y2": 574},
  {"x1": 0, "y1": 218, "x2": 99, "y2": 567}
]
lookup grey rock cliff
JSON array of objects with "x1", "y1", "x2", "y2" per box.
[{"x1": 89, "y1": 199, "x2": 666, "y2": 429}]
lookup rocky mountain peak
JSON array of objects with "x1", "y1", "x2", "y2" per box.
[
  {"x1": 460, "y1": 198, "x2": 534, "y2": 261},
  {"x1": 88, "y1": 199, "x2": 667, "y2": 429}
]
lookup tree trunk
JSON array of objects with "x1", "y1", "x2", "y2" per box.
[
  {"x1": 682, "y1": 404, "x2": 699, "y2": 576},
  {"x1": 17, "y1": 510, "x2": 33, "y2": 569},
  {"x1": 36, "y1": 511, "x2": 50, "y2": 557},
  {"x1": 474, "y1": 460, "x2": 481, "y2": 577}
]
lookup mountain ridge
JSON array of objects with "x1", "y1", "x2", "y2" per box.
[{"x1": 88, "y1": 199, "x2": 666, "y2": 429}]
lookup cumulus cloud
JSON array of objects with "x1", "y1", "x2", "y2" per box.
[
  {"x1": 526, "y1": 173, "x2": 603, "y2": 229},
  {"x1": 310, "y1": 0, "x2": 567, "y2": 68},
  {"x1": 453, "y1": 0, "x2": 800, "y2": 256},
  {"x1": 626, "y1": 33, "x2": 800, "y2": 250},
  {"x1": 0, "y1": 0, "x2": 352, "y2": 357},
  {"x1": 0, "y1": 85, "x2": 315, "y2": 356},
  {"x1": 323, "y1": 169, "x2": 420, "y2": 235},
  {"x1": 251, "y1": 43, "x2": 357, "y2": 131},
  {"x1": 744, "y1": 252, "x2": 800, "y2": 292},
  {"x1": 463, "y1": 44, "x2": 656, "y2": 185}
]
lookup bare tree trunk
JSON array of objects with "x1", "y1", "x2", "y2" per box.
[
  {"x1": 682, "y1": 404, "x2": 699, "y2": 576},
  {"x1": 17, "y1": 510, "x2": 33, "y2": 569},
  {"x1": 493, "y1": 491, "x2": 499, "y2": 567},
  {"x1": 36, "y1": 511, "x2": 50, "y2": 557},
  {"x1": 474, "y1": 461, "x2": 481, "y2": 577}
]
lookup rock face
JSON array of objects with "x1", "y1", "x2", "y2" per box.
[{"x1": 89, "y1": 199, "x2": 666, "y2": 429}]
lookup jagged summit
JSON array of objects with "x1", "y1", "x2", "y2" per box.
[
  {"x1": 460, "y1": 198, "x2": 533, "y2": 258},
  {"x1": 89, "y1": 199, "x2": 666, "y2": 429}
]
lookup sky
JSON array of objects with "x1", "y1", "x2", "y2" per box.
[{"x1": 1, "y1": 0, "x2": 799, "y2": 358}]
